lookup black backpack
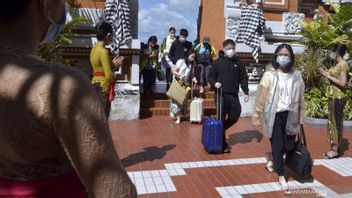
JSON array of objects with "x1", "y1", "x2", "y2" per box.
[{"x1": 197, "y1": 43, "x2": 212, "y2": 63}]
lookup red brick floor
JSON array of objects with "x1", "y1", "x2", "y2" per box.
[{"x1": 109, "y1": 117, "x2": 352, "y2": 197}]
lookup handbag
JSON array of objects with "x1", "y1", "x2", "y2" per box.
[
  {"x1": 285, "y1": 125, "x2": 313, "y2": 176},
  {"x1": 157, "y1": 70, "x2": 165, "y2": 81},
  {"x1": 166, "y1": 80, "x2": 190, "y2": 104}
]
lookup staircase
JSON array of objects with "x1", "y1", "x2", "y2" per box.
[{"x1": 140, "y1": 87, "x2": 217, "y2": 118}]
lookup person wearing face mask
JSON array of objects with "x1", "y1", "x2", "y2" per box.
[
  {"x1": 90, "y1": 21, "x2": 124, "y2": 117},
  {"x1": 168, "y1": 29, "x2": 193, "y2": 89},
  {"x1": 159, "y1": 27, "x2": 176, "y2": 90},
  {"x1": 0, "y1": 1, "x2": 137, "y2": 197},
  {"x1": 252, "y1": 43, "x2": 305, "y2": 196},
  {"x1": 194, "y1": 36, "x2": 217, "y2": 94},
  {"x1": 170, "y1": 50, "x2": 198, "y2": 124},
  {"x1": 208, "y1": 39, "x2": 249, "y2": 153},
  {"x1": 319, "y1": 44, "x2": 349, "y2": 159}
]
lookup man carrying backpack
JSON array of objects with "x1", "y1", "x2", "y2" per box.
[{"x1": 194, "y1": 36, "x2": 217, "y2": 93}]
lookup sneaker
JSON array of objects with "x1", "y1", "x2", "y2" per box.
[
  {"x1": 223, "y1": 145, "x2": 232, "y2": 153},
  {"x1": 266, "y1": 161, "x2": 274, "y2": 173},
  {"x1": 199, "y1": 87, "x2": 204, "y2": 94},
  {"x1": 175, "y1": 117, "x2": 181, "y2": 124}
]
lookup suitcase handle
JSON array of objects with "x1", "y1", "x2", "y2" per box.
[
  {"x1": 191, "y1": 78, "x2": 194, "y2": 99},
  {"x1": 216, "y1": 88, "x2": 222, "y2": 120}
]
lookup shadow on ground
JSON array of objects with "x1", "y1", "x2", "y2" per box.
[
  {"x1": 121, "y1": 144, "x2": 176, "y2": 167},
  {"x1": 228, "y1": 130, "x2": 264, "y2": 146}
]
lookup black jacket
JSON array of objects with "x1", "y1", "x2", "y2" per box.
[
  {"x1": 168, "y1": 39, "x2": 192, "y2": 64},
  {"x1": 208, "y1": 52, "x2": 249, "y2": 95}
]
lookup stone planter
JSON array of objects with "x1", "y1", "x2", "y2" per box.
[{"x1": 304, "y1": 117, "x2": 352, "y2": 129}]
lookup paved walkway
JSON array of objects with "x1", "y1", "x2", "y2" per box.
[{"x1": 109, "y1": 117, "x2": 352, "y2": 197}]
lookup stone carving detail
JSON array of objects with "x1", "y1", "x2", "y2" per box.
[{"x1": 226, "y1": 17, "x2": 240, "y2": 40}]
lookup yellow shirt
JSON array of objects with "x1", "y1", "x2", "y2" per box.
[
  {"x1": 90, "y1": 43, "x2": 114, "y2": 93},
  {"x1": 326, "y1": 57, "x2": 348, "y2": 99}
]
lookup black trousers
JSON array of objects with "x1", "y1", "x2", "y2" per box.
[
  {"x1": 142, "y1": 68, "x2": 156, "y2": 95},
  {"x1": 216, "y1": 92, "x2": 242, "y2": 148},
  {"x1": 166, "y1": 67, "x2": 172, "y2": 91},
  {"x1": 270, "y1": 111, "x2": 296, "y2": 176}
]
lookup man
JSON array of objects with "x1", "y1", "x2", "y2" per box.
[
  {"x1": 194, "y1": 36, "x2": 217, "y2": 93},
  {"x1": 158, "y1": 27, "x2": 176, "y2": 90},
  {"x1": 208, "y1": 39, "x2": 249, "y2": 153},
  {"x1": 168, "y1": 29, "x2": 192, "y2": 89}
]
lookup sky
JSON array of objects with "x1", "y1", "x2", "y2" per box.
[{"x1": 138, "y1": 0, "x2": 200, "y2": 45}]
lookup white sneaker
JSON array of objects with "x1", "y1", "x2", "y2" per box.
[
  {"x1": 199, "y1": 87, "x2": 204, "y2": 94},
  {"x1": 266, "y1": 161, "x2": 274, "y2": 173},
  {"x1": 175, "y1": 119, "x2": 180, "y2": 124}
]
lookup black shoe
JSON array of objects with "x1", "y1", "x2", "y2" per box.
[{"x1": 223, "y1": 145, "x2": 232, "y2": 153}]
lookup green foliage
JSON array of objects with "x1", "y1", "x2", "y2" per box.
[
  {"x1": 297, "y1": 3, "x2": 352, "y2": 119},
  {"x1": 295, "y1": 49, "x2": 328, "y2": 88},
  {"x1": 345, "y1": 88, "x2": 352, "y2": 120},
  {"x1": 38, "y1": 17, "x2": 88, "y2": 64},
  {"x1": 304, "y1": 88, "x2": 328, "y2": 118},
  {"x1": 299, "y1": 3, "x2": 352, "y2": 51}
]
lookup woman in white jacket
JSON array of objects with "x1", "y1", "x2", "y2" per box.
[
  {"x1": 252, "y1": 43, "x2": 305, "y2": 196},
  {"x1": 170, "y1": 50, "x2": 197, "y2": 124}
]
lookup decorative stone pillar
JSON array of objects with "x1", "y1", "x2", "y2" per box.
[{"x1": 224, "y1": 0, "x2": 242, "y2": 40}]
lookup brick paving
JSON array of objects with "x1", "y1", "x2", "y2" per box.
[{"x1": 109, "y1": 117, "x2": 352, "y2": 197}]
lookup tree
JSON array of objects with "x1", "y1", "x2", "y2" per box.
[
  {"x1": 295, "y1": 2, "x2": 352, "y2": 119},
  {"x1": 38, "y1": 15, "x2": 88, "y2": 64}
]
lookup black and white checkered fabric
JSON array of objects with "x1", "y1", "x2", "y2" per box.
[
  {"x1": 104, "y1": 0, "x2": 132, "y2": 55},
  {"x1": 236, "y1": 5, "x2": 265, "y2": 63}
]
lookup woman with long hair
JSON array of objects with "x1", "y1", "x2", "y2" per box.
[
  {"x1": 170, "y1": 49, "x2": 198, "y2": 124},
  {"x1": 319, "y1": 43, "x2": 349, "y2": 159},
  {"x1": 252, "y1": 43, "x2": 305, "y2": 195}
]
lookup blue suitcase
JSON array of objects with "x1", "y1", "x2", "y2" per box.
[{"x1": 202, "y1": 88, "x2": 224, "y2": 153}]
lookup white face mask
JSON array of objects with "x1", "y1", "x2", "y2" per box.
[
  {"x1": 276, "y1": 55, "x2": 291, "y2": 67},
  {"x1": 179, "y1": 36, "x2": 187, "y2": 42},
  {"x1": 41, "y1": 1, "x2": 67, "y2": 44},
  {"x1": 224, "y1": 49, "x2": 236, "y2": 58}
]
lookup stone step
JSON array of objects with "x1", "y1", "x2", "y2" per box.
[
  {"x1": 140, "y1": 90, "x2": 215, "y2": 100},
  {"x1": 140, "y1": 106, "x2": 217, "y2": 118},
  {"x1": 140, "y1": 98, "x2": 215, "y2": 108}
]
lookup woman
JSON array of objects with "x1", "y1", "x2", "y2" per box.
[
  {"x1": 90, "y1": 21, "x2": 124, "y2": 117},
  {"x1": 0, "y1": 1, "x2": 136, "y2": 197},
  {"x1": 170, "y1": 49, "x2": 197, "y2": 124},
  {"x1": 252, "y1": 43, "x2": 305, "y2": 195},
  {"x1": 140, "y1": 35, "x2": 159, "y2": 96},
  {"x1": 319, "y1": 44, "x2": 349, "y2": 159},
  {"x1": 159, "y1": 27, "x2": 176, "y2": 90}
]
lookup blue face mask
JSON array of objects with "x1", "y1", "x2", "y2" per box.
[{"x1": 40, "y1": 1, "x2": 67, "y2": 44}]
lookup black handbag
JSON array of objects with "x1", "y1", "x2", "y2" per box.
[
  {"x1": 157, "y1": 70, "x2": 165, "y2": 81},
  {"x1": 285, "y1": 125, "x2": 313, "y2": 176}
]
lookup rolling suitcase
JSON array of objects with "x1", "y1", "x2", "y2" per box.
[
  {"x1": 201, "y1": 88, "x2": 223, "y2": 153},
  {"x1": 190, "y1": 83, "x2": 204, "y2": 123}
]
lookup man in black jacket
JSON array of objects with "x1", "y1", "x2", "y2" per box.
[
  {"x1": 208, "y1": 39, "x2": 249, "y2": 153},
  {"x1": 167, "y1": 29, "x2": 192, "y2": 89}
]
